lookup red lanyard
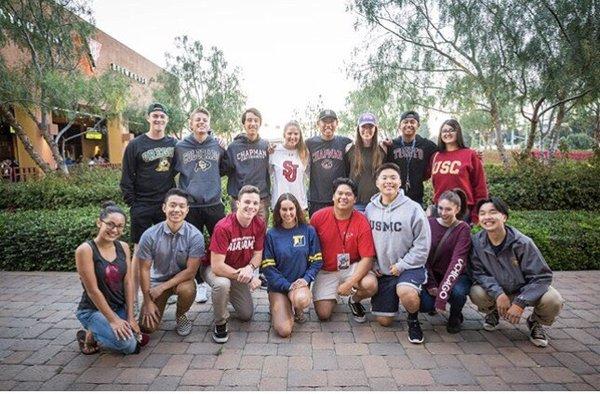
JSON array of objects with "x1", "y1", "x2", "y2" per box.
[{"x1": 333, "y1": 212, "x2": 353, "y2": 253}]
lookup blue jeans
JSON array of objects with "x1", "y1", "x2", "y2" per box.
[
  {"x1": 420, "y1": 274, "x2": 472, "y2": 314},
  {"x1": 76, "y1": 307, "x2": 138, "y2": 354}
]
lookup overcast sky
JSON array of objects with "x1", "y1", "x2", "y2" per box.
[{"x1": 90, "y1": 0, "x2": 363, "y2": 138}]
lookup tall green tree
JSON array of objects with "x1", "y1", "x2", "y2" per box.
[
  {"x1": 162, "y1": 35, "x2": 246, "y2": 140},
  {"x1": 0, "y1": 0, "x2": 130, "y2": 175}
]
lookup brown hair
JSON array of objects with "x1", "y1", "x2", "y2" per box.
[
  {"x1": 242, "y1": 108, "x2": 262, "y2": 124},
  {"x1": 351, "y1": 124, "x2": 383, "y2": 178},
  {"x1": 237, "y1": 185, "x2": 261, "y2": 200},
  {"x1": 437, "y1": 119, "x2": 466, "y2": 151},
  {"x1": 273, "y1": 193, "x2": 307, "y2": 228},
  {"x1": 438, "y1": 188, "x2": 468, "y2": 219},
  {"x1": 283, "y1": 120, "x2": 308, "y2": 166}
]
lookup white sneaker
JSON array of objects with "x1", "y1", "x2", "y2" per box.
[
  {"x1": 195, "y1": 283, "x2": 208, "y2": 303},
  {"x1": 167, "y1": 294, "x2": 177, "y2": 305}
]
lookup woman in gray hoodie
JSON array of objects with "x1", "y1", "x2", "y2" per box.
[{"x1": 365, "y1": 163, "x2": 431, "y2": 344}]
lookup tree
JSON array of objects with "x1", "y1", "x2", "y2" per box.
[
  {"x1": 163, "y1": 35, "x2": 246, "y2": 141},
  {"x1": 0, "y1": 0, "x2": 131, "y2": 175}
]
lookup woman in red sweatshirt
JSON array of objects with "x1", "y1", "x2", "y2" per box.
[{"x1": 430, "y1": 119, "x2": 488, "y2": 224}]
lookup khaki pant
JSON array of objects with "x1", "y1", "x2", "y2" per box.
[
  {"x1": 469, "y1": 284, "x2": 564, "y2": 326},
  {"x1": 200, "y1": 265, "x2": 254, "y2": 325},
  {"x1": 230, "y1": 196, "x2": 270, "y2": 225},
  {"x1": 140, "y1": 279, "x2": 196, "y2": 333}
]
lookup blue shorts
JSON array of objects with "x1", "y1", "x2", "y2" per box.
[{"x1": 371, "y1": 267, "x2": 427, "y2": 317}]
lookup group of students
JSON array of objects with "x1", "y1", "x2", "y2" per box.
[{"x1": 74, "y1": 102, "x2": 564, "y2": 355}]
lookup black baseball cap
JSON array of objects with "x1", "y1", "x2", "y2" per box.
[
  {"x1": 147, "y1": 102, "x2": 168, "y2": 115},
  {"x1": 400, "y1": 110, "x2": 420, "y2": 123},
  {"x1": 318, "y1": 109, "x2": 338, "y2": 121}
]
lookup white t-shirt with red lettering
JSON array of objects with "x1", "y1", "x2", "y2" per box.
[{"x1": 269, "y1": 144, "x2": 308, "y2": 210}]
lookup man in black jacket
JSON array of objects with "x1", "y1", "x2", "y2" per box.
[
  {"x1": 120, "y1": 102, "x2": 177, "y2": 245},
  {"x1": 385, "y1": 111, "x2": 438, "y2": 206}
]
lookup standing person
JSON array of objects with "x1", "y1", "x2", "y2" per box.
[
  {"x1": 225, "y1": 108, "x2": 271, "y2": 222},
  {"x1": 310, "y1": 178, "x2": 377, "y2": 322},
  {"x1": 175, "y1": 107, "x2": 227, "y2": 303},
  {"x1": 345, "y1": 112, "x2": 386, "y2": 212},
  {"x1": 306, "y1": 110, "x2": 352, "y2": 217},
  {"x1": 75, "y1": 202, "x2": 149, "y2": 355},
  {"x1": 261, "y1": 193, "x2": 323, "y2": 337},
  {"x1": 386, "y1": 111, "x2": 438, "y2": 206},
  {"x1": 470, "y1": 197, "x2": 564, "y2": 347},
  {"x1": 431, "y1": 119, "x2": 488, "y2": 224},
  {"x1": 365, "y1": 163, "x2": 431, "y2": 343},
  {"x1": 120, "y1": 102, "x2": 177, "y2": 246},
  {"x1": 201, "y1": 185, "x2": 265, "y2": 343},
  {"x1": 420, "y1": 189, "x2": 472, "y2": 334},
  {"x1": 269, "y1": 120, "x2": 309, "y2": 212},
  {"x1": 137, "y1": 189, "x2": 204, "y2": 337}
]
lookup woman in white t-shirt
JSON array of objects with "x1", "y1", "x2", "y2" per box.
[{"x1": 270, "y1": 121, "x2": 309, "y2": 212}]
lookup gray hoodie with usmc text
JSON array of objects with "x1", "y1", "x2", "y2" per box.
[{"x1": 365, "y1": 190, "x2": 431, "y2": 275}]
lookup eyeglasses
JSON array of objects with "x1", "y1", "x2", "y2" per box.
[
  {"x1": 441, "y1": 128, "x2": 457, "y2": 134},
  {"x1": 101, "y1": 220, "x2": 125, "y2": 231}
]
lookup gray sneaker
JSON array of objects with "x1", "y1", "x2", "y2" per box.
[
  {"x1": 176, "y1": 314, "x2": 192, "y2": 336},
  {"x1": 483, "y1": 310, "x2": 499, "y2": 331},
  {"x1": 527, "y1": 317, "x2": 548, "y2": 347}
]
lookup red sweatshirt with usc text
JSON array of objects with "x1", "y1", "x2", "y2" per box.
[{"x1": 430, "y1": 148, "x2": 488, "y2": 223}]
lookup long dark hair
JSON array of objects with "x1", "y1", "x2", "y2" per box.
[
  {"x1": 273, "y1": 193, "x2": 307, "y2": 228},
  {"x1": 351, "y1": 125, "x2": 383, "y2": 178},
  {"x1": 437, "y1": 119, "x2": 467, "y2": 151}
]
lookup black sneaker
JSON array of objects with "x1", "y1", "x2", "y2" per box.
[
  {"x1": 259, "y1": 274, "x2": 268, "y2": 290},
  {"x1": 446, "y1": 312, "x2": 464, "y2": 334},
  {"x1": 212, "y1": 322, "x2": 229, "y2": 343},
  {"x1": 527, "y1": 317, "x2": 548, "y2": 347},
  {"x1": 483, "y1": 310, "x2": 499, "y2": 331},
  {"x1": 347, "y1": 297, "x2": 367, "y2": 323},
  {"x1": 407, "y1": 318, "x2": 424, "y2": 344}
]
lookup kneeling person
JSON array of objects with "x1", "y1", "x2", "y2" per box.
[
  {"x1": 470, "y1": 197, "x2": 563, "y2": 347},
  {"x1": 365, "y1": 163, "x2": 431, "y2": 343},
  {"x1": 202, "y1": 185, "x2": 265, "y2": 343},
  {"x1": 261, "y1": 193, "x2": 323, "y2": 337},
  {"x1": 138, "y1": 188, "x2": 204, "y2": 336},
  {"x1": 310, "y1": 178, "x2": 377, "y2": 322}
]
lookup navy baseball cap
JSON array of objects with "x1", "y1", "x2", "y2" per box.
[
  {"x1": 400, "y1": 111, "x2": 420, "y2": 123},
  {"x1": 147, "y1": 102, "x2": 168, "y2": 115},
  {"x1": 318, "y1": 109, "x2": 338, "y2": 121}
]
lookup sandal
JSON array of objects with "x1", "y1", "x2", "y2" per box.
[{"x1": 76, "y1": 330, "x2": 99, "y2": 355}]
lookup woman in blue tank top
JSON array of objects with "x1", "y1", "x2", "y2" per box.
[{"x1": 75, "y1": 201, "x2": 148, "y2": 355}]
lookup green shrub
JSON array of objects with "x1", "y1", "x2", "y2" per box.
[
  {"x1": 0, "y1": 166, "x2": 123, "y2": 210},
  {"x1": 0, "y1": 205, "x2": 131, "y2": 271},
  {"x1": 485, "y1": 159, "x2": 600, "y2": 210},
  {"x1": 0, "y1": 206, "x2": 597, "y2": 272},
  {"x1": 561, "y1": 133, "x2": 595, "y2": 150}
]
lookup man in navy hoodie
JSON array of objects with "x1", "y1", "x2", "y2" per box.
[{"x1": 225, "y1": 108, "x2": 271, "y2": 223}]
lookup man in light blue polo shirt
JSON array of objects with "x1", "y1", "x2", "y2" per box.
[{"x1": 137, "y1": 188, "x2": 204, "y2": 336}]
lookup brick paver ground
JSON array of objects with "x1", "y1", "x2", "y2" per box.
[{"x1": 0, "y1": 270, "x2": 599, "y2": 390}]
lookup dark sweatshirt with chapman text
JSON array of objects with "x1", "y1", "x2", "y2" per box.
[{"x1": 225, "y1": 133, "x2": 270, "y2": 199}]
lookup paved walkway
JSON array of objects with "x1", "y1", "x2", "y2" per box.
[{"x1": 0, "y1": 271, "x2": 598, "y2": 391}]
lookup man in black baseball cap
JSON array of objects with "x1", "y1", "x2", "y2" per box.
[
  {"x1": 305, "y1": 109, "x2": 351, "y2": 216},
  {"x1": 147, "y1": 102, "x2": 168, "y2": 116},
  {"x1": 385, "y1": 110, "x2": 438, "y2": 206}
]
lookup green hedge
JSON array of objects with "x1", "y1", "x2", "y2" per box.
[
  {"x1": 2, "y1": 158, "x2": 600, "y2": 211},
  {"x1": 0, "y1": 206, "x2": 597, "y2": 271},
  {"x1": 0, "y1": 166, "x2": 123, "y2": 210}
]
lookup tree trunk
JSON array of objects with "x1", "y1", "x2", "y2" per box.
[
  {"x1": 594, "y1": 102, "x2": 600, "y2": 149},
  {"x1": 38, "y1": 111, "x2": 69, "y2": 175},
  {"x1": 0, "y1": 105, "x2": 54, "y2": 174},
  {"x1": 548, "y1": 102, "x2": 566, "y2": 155},
  {"x1": 523, "y1": 98, "x2": 545, "y2": 157},
  {"x1": 489, "y1": 99, "x2": 509, "y2": 168}
]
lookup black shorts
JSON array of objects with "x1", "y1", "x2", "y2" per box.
[
  {"x1": 186, "y1": 204, "x2": 226, "y2": 237},
  {"x1": 130, "y1": 203, "x2": 165, "y2": 244},
  {"x1": 371, "y1": 267, "x2": 427, "y2": 317}
]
